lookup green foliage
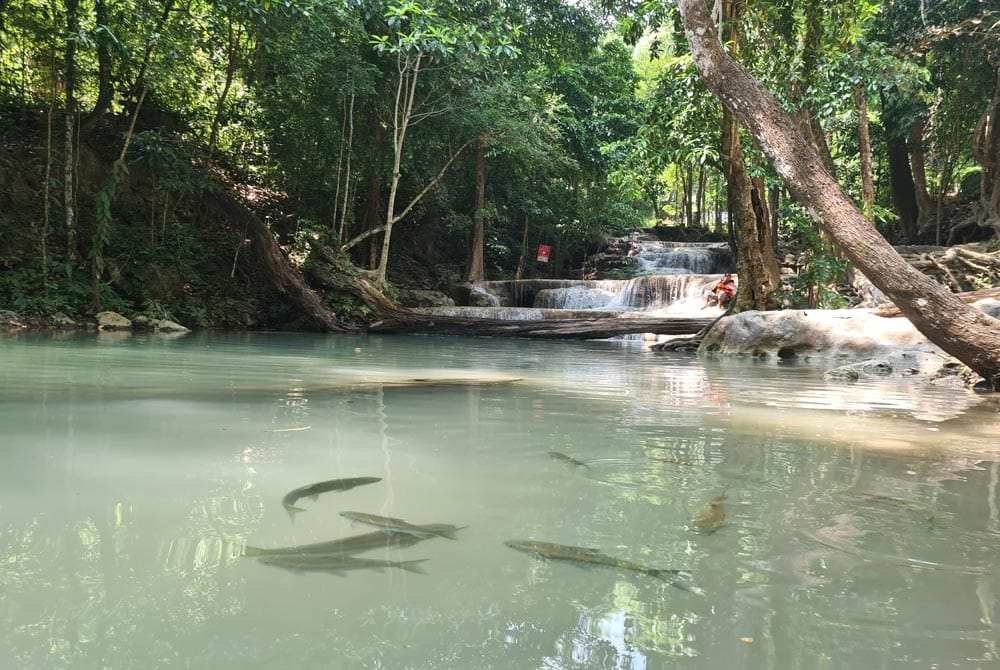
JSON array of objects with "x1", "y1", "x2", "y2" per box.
[{"x1": 775, "y1": 204, "x2": 850, "y2": 309}]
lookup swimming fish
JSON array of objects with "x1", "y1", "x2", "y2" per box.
[
  {"x1": 504, "y1": 539, "x2": 701, "y2": 594},
  {"x1": 340, "y1": 511, "x2": 464, "y2": 540},
  {"x1": 243, "y1": 530, "x2": 429, "y2": 558},
  {"x1": 256, "y1": 553, "x2": 428, "y2": 575},
  {"x1": 548, "y1": 451, "x2": 590, "y2": 468},
  {"x1": 691, "y1": 494, "x2": 726, "y2": 534},
  {"x1": 281, "y1": 476, "x2": 381, "y2": 519}
]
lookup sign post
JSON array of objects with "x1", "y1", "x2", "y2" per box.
[{"x1": 536, "y1": 244, "x2": 551, "y2": 263}]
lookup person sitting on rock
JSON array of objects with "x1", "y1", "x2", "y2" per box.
[{"x1": 703, "y1": 273, "x2": 737, "y2": 309}]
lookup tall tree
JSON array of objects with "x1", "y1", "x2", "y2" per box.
[{"x1": 677, "y1": 0, "x2": 1000, "y2": 389}]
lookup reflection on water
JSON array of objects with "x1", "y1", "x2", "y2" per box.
[{"x1": 1, "y1": 331, "x2": 999, "y2": 669}]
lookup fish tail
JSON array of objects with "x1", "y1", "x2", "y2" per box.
[
  {"x1": 669, "y1": 579, "x2": 707, "y2": 596},
  {"x1": 436, "y1": 526, "x2": 467, "y2": 540},
  {"x1": 399, "y1": 559, "x2": 429, "y2": 574},
  {"x1": 646, "y1": 568, "x2": 685, "y2": 580},
  {"x1": 243, "y1": 545, "x2": 264, "y2": 557}
]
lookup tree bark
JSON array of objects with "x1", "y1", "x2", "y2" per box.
[
  {"x1": 855, "y1": 85, "x2": 874, "y2": 221},
  {"x1": 722, "y1": 107, "x2": 778, "y2": 310},
  {"x1": 63, "y1": 0, "x2": 78, "y2": 263},
  {"x1": 79, "y1": 0, "x2": 113, "y2": 134},
  {"x1": 909, "y1": 118, "x2": 934, "y2": 221},
  {"x1": 678, "y1": 0, "x2": 1000, "y2": 389},
  {"x1": 717, "y1": 0, "x2": 780, "y2": 311},
  {"x1": 467, "y1": 135, "x2": 486, "y2": 282},
  {"x1": 883, "y1": 93, "x2": 920, "y2": 243},
  {"x1": 972, "y1": 70, "x2": 1000, "y2": 238},
  {"x1": 211, "y1": 191, "x2": 355, "y2": 332}
]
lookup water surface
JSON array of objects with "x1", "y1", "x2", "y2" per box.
[{"x1": 2, "y1": 331, "x2": 999, "y2": 669}]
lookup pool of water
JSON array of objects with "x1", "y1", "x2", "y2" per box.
[{"x1": 1, "y1": 331, "x2": 999, "y2": 669}]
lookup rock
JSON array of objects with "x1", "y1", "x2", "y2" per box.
[
  {"x1": 50, "y1": 312, "x2": 77, "y2": 327},
  {"x1": 154, "y1": 319, "x2": 190, "y2": 333},
  {"x1": 846, "y1": 268, "x2": 887, "y2": 308},
  {"x1": 823, "y1": 352, "x2": 951, "y2": 381},
  {"x1": 700, "y1": 309, "x2": 940, "y2": 361},
  {"x1": 973, "y1": 298, "x2": 1000, "y2": 319},
  {"x1": 96, "y1": 311, "x2": 132, "y2": 330},
  {"x1": 132, "y1": 315, "x2": 154, "y2": 330},
  {"x1": 396, "y1": 289, "x2": 456, "y2": 308}
]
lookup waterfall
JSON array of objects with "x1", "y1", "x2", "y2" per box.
[{"x1": 440, "y1": 231, "x2": 737, "y2": 325}]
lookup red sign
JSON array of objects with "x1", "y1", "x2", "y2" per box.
[{"x1": 536, "y1": 244, "x2": 552, "y2": 263}]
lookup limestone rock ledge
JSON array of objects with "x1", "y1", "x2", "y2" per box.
[{"x1": 701, "y1": 300, "x2": 1000, "y2": 380}]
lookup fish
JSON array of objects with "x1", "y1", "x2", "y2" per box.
[
  {"x1": 504, "y1": 539, "x2": 702, "y2": 594},
  {"x1": 548, "y1": 451, "x2": 590, "y2": 469},
  {"x1": 281, "y1": 476, "x2": 382, "y2": 519},
  {"x1": 654, "y1": 458, "x2": 698, "y2": 467},
  {"x1": 256, "y1": 553, "x2": 428, "y2": 575},
  {"x1": 691, "y1": 494, "x2": 726, "y2": 534},
  {"x1": 243, "y1": 530, "x2": 429, "y2": 558},
  {"x1": 339, "y1": 511, "x2": 464, "y2": 540}
]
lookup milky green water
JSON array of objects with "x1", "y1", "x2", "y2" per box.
[{"x1": 2, "y1": 331, "x2": 999, "y2": 670}]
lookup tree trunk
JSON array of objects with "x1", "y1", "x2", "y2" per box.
[
  {"x1": 681, "y1": 167, "x2": 692, "y2": 226},
  {"x1": 855, "y1": 85, "x2": 874, "y2": 221},
  {"x1": 467, "y1": 135, "x2": 486, "y2": 282},
  {"x1": 678, "y1": 0, "x2": 1000, "y2": 389},
  {"x1": 63, "y1": 0, "x2": 78, "y2": 263},
  {"x1": 695, "y1": 163, "x2": 706, "y2": 228},
  {"x1": 515, "y1": 212, "x2": 529, "y2": 280},
  {"x1": 909, "y1": 119, "x2": 934, "y2": 221},
  {"x1": 211, "y1": 192, "x2": 354, "y2": 332},
  {"x1": 883, "y1": 93, "x2": 920, "y2": 243},
  {"x1": 972, "y1": 70, "x2": 1000, "y2": 238},
  {"x1": 209, "y1": 18, "x2": 241, "y2": 159},
  {"x1": 721, "y1": 107, "x2": 778, "y2": 310},
  {"x1": 79, "y1": 0, "x2": 113, "y2": 134}
]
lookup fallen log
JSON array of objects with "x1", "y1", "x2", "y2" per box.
[
  {"x1": 302, "y1": 243, "x2": 714, "y2": 338},
  {"x1": 367, "y1": 314, "x2": 715, "y2": 339},
  {"x1": 872, "y1": 286, "x2": 1000, "y2": 317}
]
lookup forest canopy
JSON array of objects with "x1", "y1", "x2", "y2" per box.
[{"x1": 1, "y1": 0, "x2": 998, "y2": 328}]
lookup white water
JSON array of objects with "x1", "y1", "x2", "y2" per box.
[{"x1": 462, "y1": 236, "x2": 734, "y2": 319}]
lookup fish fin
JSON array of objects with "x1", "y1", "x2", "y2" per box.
[
  {"x1": 399, "y1": 559, "x2": 429, "y2": 574},
  {"x1": 668, "y1": 578, "x2": 706, "y2": 596},
  {"x1": 309, "y1": 494, "x2": 320, "y2": 501},
  {"x1": 243, "y1": 545, "x2": 264, "y2": 557},
  {"x1": 646, "y1": 568, "x2": 685, "y2": 580},
  {"x1": 285, "y1": 506, "x2": 306, "y2": 521},
  {"x1": 435, "y1": 526, "x2": 467, "y2": 540}
]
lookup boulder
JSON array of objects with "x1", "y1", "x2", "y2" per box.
[
  {"x1": 396, "y1": 289, "x2": 456, "y2": 308},
  {"x1": 154, "y1": 319, "x2": 190, "y2": 333},
  {"x1": 701, "y1": 309, "x2": 939, "y2": 361},
  {"x1": 50, "y1": 312, "x2": 77, "y2": 328},
  {"x1": 702, "y1": 303, "x2": 1000, "y2": 381},
  {"x1": 96, "y1": 311, "x2": 132, "y2": 330}
]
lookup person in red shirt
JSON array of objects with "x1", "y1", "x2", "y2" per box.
[{"x1": 703, "y1": 273, "x2": 736, "y2": 309}]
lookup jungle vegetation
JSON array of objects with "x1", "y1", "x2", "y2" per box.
[{"x1": 0, "y1": 0, "x2": 997, "y2": 330}]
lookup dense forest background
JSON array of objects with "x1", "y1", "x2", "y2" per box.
[{"x1": 1, "y1": 0, "x2": 997, "y2": 329}]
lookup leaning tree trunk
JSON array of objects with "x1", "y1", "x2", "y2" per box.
[
  {"x1": 211, "y1": 190, "x2": 355, "y2": 332},
  {"x1": 678, "y1": 0, "x2": 1000, "y2": 389}
]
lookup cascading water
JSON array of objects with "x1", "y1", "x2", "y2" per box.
[
  {"x1": 634, "y1": 241, "x2": 725, "y2": 275},
  {"x1": 420, "y1": 231, "x2": 737, "y2": 328}
]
